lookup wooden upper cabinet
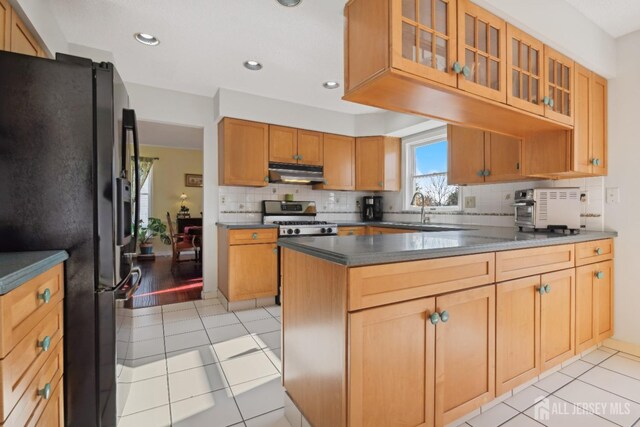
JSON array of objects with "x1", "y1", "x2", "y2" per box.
[
  {"x1": 506, "y1": 24, "x2": 544, "y2": 115},
  {"x1": 484, "y1": 132, "x2": 522, "y2": 182},
  {"x1": 0, "y1": 0, "x2": 10, "y2": 51},
  {"x1": 355, "y1": 136, "x2": 400, "y2": 191},
  {"x1": 435, "y1": 285, "x2": 495, "y2": 426},
  {"x1": 297, "y1": 130, "x2": 324, "y2": 166},
  {"x1": 456, "y1": 0, "x2": 506, "y2": 102},
  {"x1": 496, "y1": 276, "x2": 541, "y2": 395},
  {"x1": 392, "y1": 0, "x2": 458, "y2": 87},
  {"x1": 524, "y1": 64, "x2": 607, "y2": 179},
  {"x1": 9, "y1": 9, "x2": 41, "y2": 57},
  {"x1": 218, "y1": 118, "x2": 269, "y2": 187},
  {"x1": 574, "y1": 65, "x2": 608, "y2": 175},
  {"x1": 269, "y1": 126, "x2": 324, "y2": 166},
  {"x1": 540, "y1": 268, "x2": 575, "y2": 371},
  {"x1": 269, "y1": 125, "x2": 298, "y2": 164},
  {"x1": 448, "y1": 125, "x2": 485, "y2": 185},
  {"x1": 349, "y1": 298, "x2": 436, "y2": 427},
  {"x1": 543, "y1": 46, "x2": 574, "y2": 126},
  {"x1": 314, "y1": 134, "x2": 355, "y2": 191},
  {"x1": 448, "y1": 124, "x2": 522, "y2": 184}
]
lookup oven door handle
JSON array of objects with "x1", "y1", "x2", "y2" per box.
[{"x1": 512, "y1": 202, "x2": 534, "y2": 207}]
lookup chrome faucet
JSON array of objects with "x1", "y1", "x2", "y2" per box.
[{"x1": 410, "y1": 192, "x2": 430, "y2": 224}]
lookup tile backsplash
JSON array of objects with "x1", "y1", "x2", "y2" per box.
[
  {"x1": 217, "y1": 184, "x2": 371, "y2": 223},
  {"x1": 381, "y1": 177, "x2": 605, "y2": 231},
  {"x1": 217, "y1": 177, "x2": 605, "y2": 231}
]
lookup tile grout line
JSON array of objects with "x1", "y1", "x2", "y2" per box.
[
  {"x1": 549, "y1": 392, "x2": 626, "y2": 427},
  {"x1": 161, "y1": 305, "x2": 174, "y2": 426},
  {"x1": 198, "y1": 303, "x2": 247, "y2": 425}
]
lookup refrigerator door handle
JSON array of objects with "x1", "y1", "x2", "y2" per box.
[
  {"x1": 115, "y1": 267, "x2": 142, "y2": 301},
  {"x1": 123, "y1": 108, "x2": 140, "y2": 250}
]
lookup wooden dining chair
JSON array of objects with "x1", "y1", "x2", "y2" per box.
[{"x1": 166, "y1": 212, "x2": 194, "y2": 263}]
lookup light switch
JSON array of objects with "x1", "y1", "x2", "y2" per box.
[
  {"x1": 606, "y1": 188, "x2": 620, "y2": 204},
  {"x1": 464, "y1": 196, "x2": 476, "y2": 209}
]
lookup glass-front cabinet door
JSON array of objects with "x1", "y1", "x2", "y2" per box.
[
  {"x1": 392, "y1": 0, "x2": 458, "y2": 87},
  {"x1": 506, "y1": 24, "x2": 544, "y2": 115},
  {"x1": 543, "y1": 47, "x2": 574, "y2": 125},
  {"x1": 456, "y1": 0, "x2": 506, "y2": 102}
]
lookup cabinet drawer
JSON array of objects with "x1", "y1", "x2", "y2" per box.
[
  {"x1": 496, "y1": 245, "x2": 574, "y2": 282},
  {"x1": 0, "y1": 264, "x2": 64, "y2": 358},
  {"x1": 0, "y1": 302, "x2": 63, "y2": 421},
  {"x1": 367, "y1": 227, "x2": 415, "y2": 235},
  {"x1": 337, "y1": 226, "x2": 366, "y2": 237},
  {"x1": 0, "y1": 339, "x2": 63, "y2": 426},
  {"x1": 33, "y1": 380, "x2": 63, "y2": 427},
  {"x1": 575, "y1": 239, "x2": 614, "y2": 266},
  {"x1": 228, "y1": 228, "x2": 278, "y2": 245},
  {"x1": 348, "y1": 253, "x2": 495, "y2": 311}
]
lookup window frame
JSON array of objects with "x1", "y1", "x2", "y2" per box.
[
  {"x1": 402, "y1": 126, "x2": 462, "y2": 212},
  {"x1": 139, "y1": 167, "x2": 153, "y2": 226}
]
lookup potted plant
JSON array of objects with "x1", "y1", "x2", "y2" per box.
[{"x1": 138, "y1": 217, "x2": 171, "y2": 255}]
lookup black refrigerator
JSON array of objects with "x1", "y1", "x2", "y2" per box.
[{"x1": 0, "y1": 51, "x2": 142, "y2": 426}]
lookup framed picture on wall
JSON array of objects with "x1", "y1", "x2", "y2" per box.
[{"x1": 185, "y1": 173, "x2": 203, "y2": 187}]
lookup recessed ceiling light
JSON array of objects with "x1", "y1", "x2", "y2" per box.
[
  {"x1": 276, "y1": 0, "x2": 302, "y2": 6},
  {"x1": 322, "y1": 81, "x2": 340, "y2": 89},
  {"x1": 134, "y1": 33, "x2": 160, "y2": 46},
  {"x1": 244, "y1": 60, "x2": 263, "y2": 71}
]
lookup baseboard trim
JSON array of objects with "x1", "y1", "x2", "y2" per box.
[
  {"x1": 201, "y1": 290, "x2": 218, "y2": 300},
  {"x1": 602, "y1": 338, "x2": 640, "y2": 358}
]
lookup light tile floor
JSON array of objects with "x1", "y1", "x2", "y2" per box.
[
  {"x1": 459, "y1": 347, "x2": 640, "y2": 427},
  {"x1": 119, "y1": 299, "x2": 640, "y2": 427},
  {"x1": 117, "y1": 299, "x2": 289, "y2": 427}
]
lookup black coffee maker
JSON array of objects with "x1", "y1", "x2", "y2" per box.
[{"x1": 362, "y1": 196, "x2": 383, "y2": 221}]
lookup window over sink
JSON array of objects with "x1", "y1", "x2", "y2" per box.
[{"x1": 403, "y1": 126, "x2": 461, "y2": 212}]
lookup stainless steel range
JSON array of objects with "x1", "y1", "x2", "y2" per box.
[{"x1": 262, "y1": 200, "x2": 338, "y2": 237}]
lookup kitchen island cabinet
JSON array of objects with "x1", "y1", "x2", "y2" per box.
[{"x1": 280, "y1": 229, "x2": 616, "y2": 427}]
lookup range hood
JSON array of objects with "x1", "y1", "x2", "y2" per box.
[{"x1": 269, "y1": 162, "x2": 326, "y2": 184}]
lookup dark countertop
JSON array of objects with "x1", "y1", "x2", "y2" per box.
[
  {"x1": 334, "y1": 221, "x2": 468, "y2": 231},
  {"x1": 278, "y1": 225, "x2": 617, "y2": 266},
  {"x1": 0, "y1": 251, "x2": 69, "y2": 295},
  {"x1": 216, "y1": 223, "x2": 278, "y2": 229}
]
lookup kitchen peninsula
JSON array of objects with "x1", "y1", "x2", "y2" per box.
[{"x1": 279, "y1": 226, "x2": 617, "y2": 427}]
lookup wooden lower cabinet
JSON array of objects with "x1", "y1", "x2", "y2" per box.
[
  {"x1": 435, "y1": 285, "x2": 495, "y2": 426},
  {"x1": 337, "y1": 226, "x2": 365, "y2": 237},
  {"x1": 0, "y1": 263, "x2": 65, "y2": 427},
  {"x1": 349, "y1": 285, "x2": 495, "y2": 427},
  {"x1": 540, "y1": 269, "x2": 575, "y2": 370},
  {"x1": 576, "y1": 261, "x2": 614, "y2": 352},
  {"x1": 349, "y1": 298, "x2": 436, "y2": 427},
  {"x1": 218, "y1": 227, "x2": 278, "y2": 302},
  {"x1": 496, "y1": 276, "x2": 541, "y2": 395},
  {"x1": 367, "y1": 226, "x2": 415, "y2": 235},
  {"x1": 284, "y1": 242, "x2": 615, "y2": 427}
]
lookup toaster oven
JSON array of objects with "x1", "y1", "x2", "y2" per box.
[{"x1": 514, "y1": 188, "x2": 581, "y2": 232}]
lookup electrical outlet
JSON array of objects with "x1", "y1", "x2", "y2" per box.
[
  {"x1": 464, "y1": 196, "x2": 476, "y2": 209},
  {"x1": 221, "y1": 196, "x2": 226, "y2": 204},
  {"x1": 580, "y1": 192, "x2": 589, "y2": 204},
  {"x1": 606, "y1": 187, "x2": 620, "y2": 204}
]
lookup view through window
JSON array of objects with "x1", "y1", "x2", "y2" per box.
[
  {"x1": 407, "y1": 130, "x2": 460, "y2": 210},
  {"x1": 139, "y1": 168, "x2": 151, "y2": 226}
]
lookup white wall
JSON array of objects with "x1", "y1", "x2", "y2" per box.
[
  {"x1": 474, "y1": 0, "x2": 617, "y2": 78},
  {"x1": 604, "y1": 30, "x2": 640, "y2": 345},
  {"x1": 127, "y1": 84, "x2": 218, "y2": 298}
]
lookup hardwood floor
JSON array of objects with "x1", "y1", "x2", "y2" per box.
[{"x1": 125, "y1": 256, "x2": 202, "y2": 309}]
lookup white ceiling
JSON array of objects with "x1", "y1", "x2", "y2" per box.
[
  {"x1": 563, "y1": 0, "x2": 640, "y2": 38},
  {"x1": 138, "y1": 120, "x2": 203, "y2": 150},
  {"x1": 48, "y1": 0, "x2": 376, "y2": 114},
  {"x1": 46, "y1": 0, "x2": 639, "y2": 119}
]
